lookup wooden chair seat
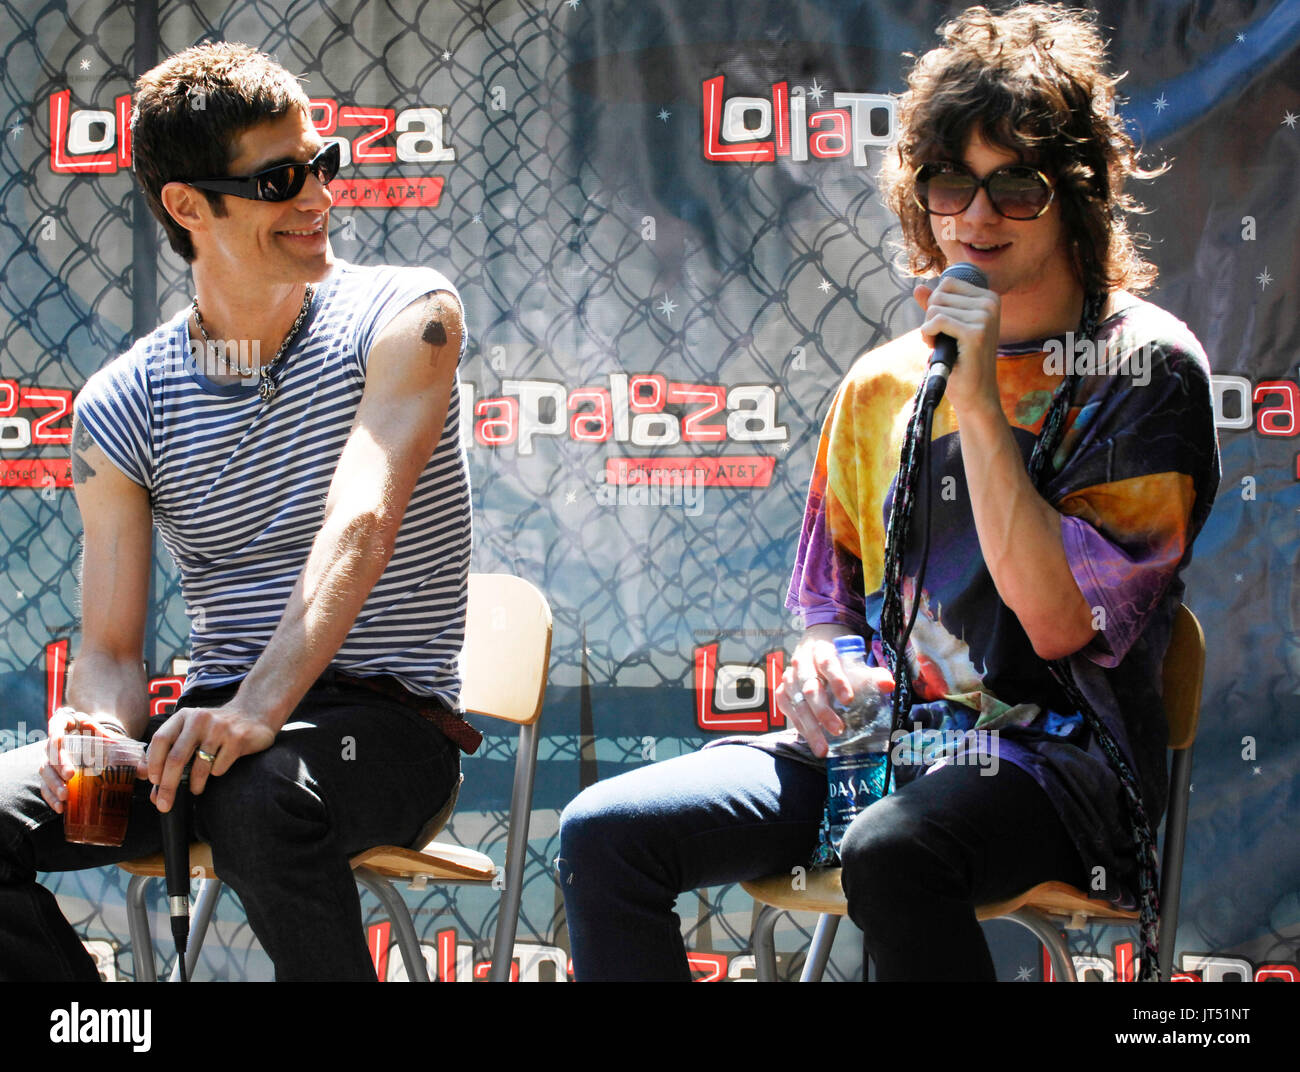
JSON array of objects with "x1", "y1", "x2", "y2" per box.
[
  {"x1": 118, "y1": 838, "x2": 499, "y2": 884},
  {"x1": 975, "y1": 881, "x2": 1138, "y2": 925},
  {"x1": 740, "y1": 873, "x2": 1137, "y2": 926}
]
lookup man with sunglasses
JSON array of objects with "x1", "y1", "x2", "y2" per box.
[
  {"x1": 558, "y1": 3, "x2": 1218, "y2": 980},
  {"x1": 0, "y1": 43, "x2": 474, "y2": 980}
]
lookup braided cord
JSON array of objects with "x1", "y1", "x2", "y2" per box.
[
  {"x1": 878, "y1": 373, "x2": 933, "y2": 723},
  {"x1": 1047, "y1": 657, "x2": 1164, "y2": 980}
]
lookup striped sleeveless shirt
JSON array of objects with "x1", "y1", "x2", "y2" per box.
[{"x1": 74, "y1": 261, "x2": 470, "y2": 708}]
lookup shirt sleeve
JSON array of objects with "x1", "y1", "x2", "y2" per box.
[
  {"x1": 353, "y1": 265, "x2": 466, "y2": 374},
  {"x1": 786, "y1": 386, "x2": 871, "y2": 634},
  {"x1": 1044, "y1": 321, "x2": 1219, "y2": 667},
  {"x1": 74, "y1": 355, "x2": 153, "y2": 490}
]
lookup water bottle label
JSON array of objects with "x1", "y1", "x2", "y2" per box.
[{"x1": 826, "y1": 752, "x2": 889, "y2": 840}]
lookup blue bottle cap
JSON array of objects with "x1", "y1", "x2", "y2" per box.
[{"x1": 832, "y1": 635, "x2": 867, "y2": 658}]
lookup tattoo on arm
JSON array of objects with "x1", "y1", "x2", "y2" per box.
[
  {"x1": 420, "y1": 294, "x2": 450, "y2": 347},
  {"x1": 71, "y1": 420, "x2": 98, "y2": 485},
  {"x1": 422, "y1": 318, "x2": 448, "y2": 346}
]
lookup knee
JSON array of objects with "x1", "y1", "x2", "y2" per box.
[
  {"x1": 559, "y1": 782, "x2": 638, "y2": 864},
  {"x1": 557, "y1": 779, "x2": 674, "y2": 894},
  {"x1": 838, "y1": 797, "x2": 946, "y2": 924}
]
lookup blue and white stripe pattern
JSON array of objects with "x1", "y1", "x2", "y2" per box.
[{"x1": 74, "y1": 261, "x2": 470, "y2": 708}]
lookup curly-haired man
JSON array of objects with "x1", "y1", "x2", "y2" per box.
[{"x1": 558, "y1": 3, "x2": 1219, "y2": 981}]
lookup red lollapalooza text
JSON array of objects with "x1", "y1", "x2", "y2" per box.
[
  {"x1": 694, "y1": 641, "x2": 786, "y2": 733},
  {"x1": 460, "y1": 375, "x2": 788, "y2": 455},
  {"x1": 1210, "y1": 374, "x2": 1300, "y2": 480},
  {"x1": 0, "y1": 381, "x2": 73, "y2": 488},
  {"x1": 701, "y1": 75, "x2": 896, "y2": 165},
  {"x1": 48, "y1": 92, "x2": 453, "y2": 207},
  {"x1": 41, "y1": 639, "x2": 185, "y2": 725},
  {"x1": 364, "y1": 922, "x2": 742, "y2": 982}
]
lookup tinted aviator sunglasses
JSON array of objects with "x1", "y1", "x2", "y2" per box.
[
  {"x1": 187, "y1": 142, "x2": 341, "y2": 202},
  {"x1": 913, "y1": 161, "x2": 1055, "y2": 220}
]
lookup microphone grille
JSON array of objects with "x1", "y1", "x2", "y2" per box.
[{"x1": 939, "y1": 262, "x2": 988, "y2": 289}]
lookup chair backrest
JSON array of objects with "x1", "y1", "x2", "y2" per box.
[
  {"x1": 460, "y1": 573, "x2": 552, "y2": 726},
  {"x1": 1162, "y1": 604, "x2": 1205, "y2": 751}
]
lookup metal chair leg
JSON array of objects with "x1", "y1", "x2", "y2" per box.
[
  {"x1": 800, "y1": 913, "x2": 841, "y2": 982},
  {"x1": 125, "y1": 874, "x2": 157, "y2": 982},
  {"x1": 489, "y1": 720, "x2": 539, "y2": 982},
  {"x1": 167, "y1": 878, "x2": 223, "y2": 982},
  {"x1": 355, "y1": 867, "x2": 430, "y2": 982},
  {"x1": 1002, "y1": 908, "x2": 1078, "y2": 981},
  {"x1": 1158, "y1": 747, "x2": 1193, "y2": 981},
  {"x1": 751, "y1": 904, "x2": 781, "y2": 981}
]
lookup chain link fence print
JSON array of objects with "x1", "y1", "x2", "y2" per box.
[{"x1": 3, "y1": 0, "x2": 1298, "y2": 981}]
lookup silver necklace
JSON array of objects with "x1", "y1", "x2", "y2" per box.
[{"x1": 191, "y1": 284, "x2": 315, "y2": 402}]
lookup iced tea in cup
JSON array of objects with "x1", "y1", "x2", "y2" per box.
[{"x1": 63, "y1": 728, "x2": 145, "y2": 847}]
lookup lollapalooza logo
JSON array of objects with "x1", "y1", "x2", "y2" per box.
[
  {"x1": 46, "y1": 90, "x2": 454, "y2": 207},
  {"x1": 460, "y1": 372, "x2": 789, "y2": 497},
  {"x1": 7, "y1": 369, "x2": 1297, "y2": 501},
  {"x1": 366, "y1": 921, "x2": 748, "y2": 982},
  {"x1": 692, "y1": 635, "x2": 786, "y2": 733},
  {"x1": 700, "y1": 75, "x2": 897, "y2": 165},
  {"x1": 366, "y1": 920, "x2": 1298, "y2": 982},
  {"x1": 1214, "y1": 375, "x2": 1300, "y2": 478},
  {"x1": 0, "y1": 379, "x2": 73, "y2": 491}
]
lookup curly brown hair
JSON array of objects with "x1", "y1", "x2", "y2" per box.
[
  {"x1": 131, "y1": 42, "x2": 311, "y2": 262},
  {"x1": 881, "y1": 3, "x2": 1164, "y2": 296}
]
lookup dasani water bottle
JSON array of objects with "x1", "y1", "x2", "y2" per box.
[{"x1": 824, "y1": 635, "x2": 895, "y2": 852}]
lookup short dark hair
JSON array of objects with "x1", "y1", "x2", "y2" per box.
[
  {"x1": 881, "y1": 3, "x2": 1164, "y2": 296},
  {"x1": 131, "y1": 42, "x2": 311, "y2": 262}
]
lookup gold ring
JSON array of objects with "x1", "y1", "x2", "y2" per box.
[{"x1": 196, "y1": 748, "x2": 218, "y2": 765}]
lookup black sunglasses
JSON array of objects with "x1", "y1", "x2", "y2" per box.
[
  {"x1": 913, "y1": 161, "x2": 1055, "y2": 220},
  {"x1": 188, "y1": 142, "x2": 341, "y2": 202}
]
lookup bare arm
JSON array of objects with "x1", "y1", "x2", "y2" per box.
[
  {"x1": 66, "y1": 416, "x2": 153, "y2": 733},
  {"x1": 147, "y1": 290, "x2": 465, "y2": 809},
  {"x1": 41, "y1": 417, "x2": 153, "y2": 811},
  {"x1": 916, "y1": 278, "x2": 1095, "y2": 660},
  {"x1": 955, "y1": 402, "x2": 1094, "y2": 659}
]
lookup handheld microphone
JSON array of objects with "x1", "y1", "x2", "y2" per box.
[
  {"x1": 160, "y1": 762, "x2": 192, "y2": 981},
  {"x1": 920, "y1": 262, "x2": 989, "y2": 411}
]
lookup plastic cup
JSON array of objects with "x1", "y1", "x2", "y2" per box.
[{"x1": 63, "y1": 732, "x2": 145, "y2": 847}]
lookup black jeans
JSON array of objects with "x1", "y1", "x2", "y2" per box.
[
  {"x1": 558, "y1": 744, "x2": 1084, "y2": 980},
  {"x1": 840, "y1": 757, "x2": 1086, "y2": 979},
  {"x1": 0, "y1": 677, "x2": 459, "y2": 981}
]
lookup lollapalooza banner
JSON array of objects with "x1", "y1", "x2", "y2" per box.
[{"x1": 0, "y1": 0, "x2": 1297, "y2": 982}]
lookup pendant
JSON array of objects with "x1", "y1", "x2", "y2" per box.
[{"x1": 258, "y1": 371, "x2": 277, "y2": 402}]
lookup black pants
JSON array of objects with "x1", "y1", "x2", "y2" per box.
[
  {"x1": 841, "y1": 759, "x2": 1087, "y2": 980},
  {"x1": 559, "y1": 744, "x2": 1085, "y2": 980},
  {"x1": 0, "y1": 678, "x2": 459, "y2": 981}
]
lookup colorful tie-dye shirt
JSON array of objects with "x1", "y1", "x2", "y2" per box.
[{"x1": 785, "y1": 295, "x2": 1219, "y2": 898}]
